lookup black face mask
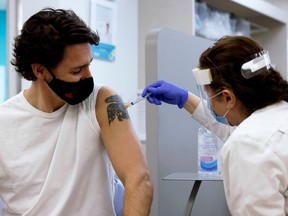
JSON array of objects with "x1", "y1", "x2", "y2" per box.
[{"x1": 48, "y1": 77, "x2": 94, "y2": 105}]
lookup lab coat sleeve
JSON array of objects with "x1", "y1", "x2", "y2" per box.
[
  {"x1": 222, "y1": 134, "x2": 288, "y2": 216},
  {"x1": 191, "y1": 100, "x2": 235, "y2": 142}
]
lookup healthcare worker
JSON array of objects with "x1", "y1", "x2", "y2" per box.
[{"x1": 142, "y1": 36, "x2": 288, "y2": 215}]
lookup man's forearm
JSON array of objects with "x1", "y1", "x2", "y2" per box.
[{"x1": 122, "y1": 173, "x2": 153, "y2": 216}]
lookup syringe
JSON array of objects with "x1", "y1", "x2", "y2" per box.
[{"x1": 124, "y1": 93, "x2": 151, "y2": 109}]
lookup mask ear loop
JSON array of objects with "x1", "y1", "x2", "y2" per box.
[
  {"x1": 222, "y1": 108, "x2": 230, "y2": 118},
  {"x1": 42, "y1": 66, "x2": 56, "y2": 84}
]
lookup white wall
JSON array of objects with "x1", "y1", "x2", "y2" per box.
[
  {"x1": 9, "y1": 0, "x2": 140, "y2": 129},
  {"x1": 138, "y1": 0, "x2": 193, "y2": 89}
]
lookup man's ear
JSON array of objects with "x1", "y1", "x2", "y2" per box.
[
  {"x1": 31, "y1": 63, "x2": 47, "y2": 80},
  {"x1": 221, "y1": 89, "x2": 236, "y2": 109}
]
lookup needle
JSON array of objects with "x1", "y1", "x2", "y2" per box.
[{"x1": 124, "y1": 93, "x2": 151, "y2": 109}]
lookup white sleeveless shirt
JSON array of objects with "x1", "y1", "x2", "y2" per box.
[{"x1": 0, "y1": 85, "x2": 116, "y2": 216}]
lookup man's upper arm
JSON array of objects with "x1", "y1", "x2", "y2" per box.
[{"x1": 96, "y1": 86, "x2": 148, "y2": 183}]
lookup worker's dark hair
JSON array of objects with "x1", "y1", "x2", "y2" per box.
[
  {"x1": 199, "y1": 35, "x2": 288, "y2": 115},
  {"x1": 11, "y1": 8, "x2": 100, "y2": 81}
]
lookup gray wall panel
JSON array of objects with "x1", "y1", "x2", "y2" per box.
[{"x1": 145, "y1": 28, "x2": 230, "y2": 216}]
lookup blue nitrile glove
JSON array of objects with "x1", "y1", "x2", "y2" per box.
[{"x1": 142, "y1": 80, "x2": 188, "y2": 109}]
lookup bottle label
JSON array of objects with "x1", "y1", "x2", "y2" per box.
[
  {"x1": 200, "y1": 158, "x2": 217, "y2": 171},
  {"x1": 198, "y1": 127, "x2": 218, "y2": 173}
]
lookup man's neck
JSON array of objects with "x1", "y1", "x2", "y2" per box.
[{"x1": 24, "y1": 81, "x2": 66, "y2": 113}]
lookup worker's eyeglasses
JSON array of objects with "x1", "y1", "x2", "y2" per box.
[
  {"x1": 202, "y1": 36, "x2": 228, "y2": 68},
  {"x1": 208, "y1": 91, "x2": 223, "y2": 100}
]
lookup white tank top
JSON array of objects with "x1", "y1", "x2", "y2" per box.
[{"x1": 0, "y1": 85, "x2": 116, "y2": 216}]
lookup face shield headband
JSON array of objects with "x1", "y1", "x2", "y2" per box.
[
  {"x1": 196, "y1": 50, "x2": 271, "y2": 83},
  {"x1": 241, "y1": 50, "x2": 271, "y2": 79}
]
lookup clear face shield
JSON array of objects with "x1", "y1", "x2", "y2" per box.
[
  {"x1": 192, "y1": 67, "x2": 225, "y2": 175},
  {"x1": 192, "y1": 50, "x2": 271, "y2": 127},
  {"x1": 192, "y1": 50, "x2": 271, "y2": 175}
]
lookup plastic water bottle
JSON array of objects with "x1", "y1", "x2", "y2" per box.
[{"x1": 198, "y1": 126, "x2": 218, "y2": 176}]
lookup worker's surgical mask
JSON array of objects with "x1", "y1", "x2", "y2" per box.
[
  {"x1": 207, "y1": 100, "x2": 230, "y2": 125},
  {"x1": 207, "y1": 91, "x2": 231, "y2": 125},
  {"x1": 48, "y1": 72, "x2": 94, "y2": 105}
]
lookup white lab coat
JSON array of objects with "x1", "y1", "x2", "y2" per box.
[{"x1": 192, "y1": 100, "x2": 288, "y2": 216}]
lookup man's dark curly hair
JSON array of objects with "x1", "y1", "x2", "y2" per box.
[{"x1": 11, "y1": 8, "x2": 100, "y2": 81}]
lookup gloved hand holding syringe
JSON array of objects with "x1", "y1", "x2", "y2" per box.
[{"x1": 124, "y1": 93, "x2": 151, "y2": 109}]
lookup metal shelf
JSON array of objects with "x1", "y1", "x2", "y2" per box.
[{"x1": 203, "y1": 0, "x2": 287, "y2": 29}]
